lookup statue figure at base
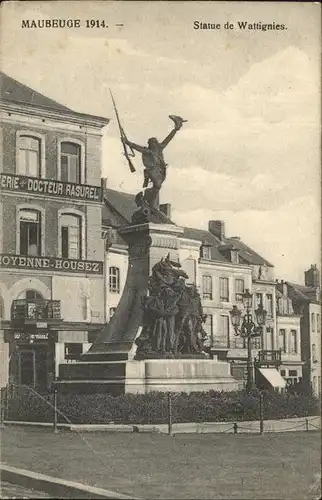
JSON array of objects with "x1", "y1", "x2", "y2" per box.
[{"x1": 135, "y1": 254, "x2": 210, "y2": 359}]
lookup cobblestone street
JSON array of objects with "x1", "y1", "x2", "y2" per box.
[{"x1": 0, "y1": 482, "x2": 51, "y2": 499}]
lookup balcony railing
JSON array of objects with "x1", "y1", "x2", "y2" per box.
[
  {"x1": 255, "y1": 349, "x2": 282, "y2": 367},
  {"x1": 211, "y1": 338, "x2": 262, "y2": 350},
  {"x1": 11, "y1": 299, "x2": 61, "y2": 324}
]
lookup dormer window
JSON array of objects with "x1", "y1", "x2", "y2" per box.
[
  {"x1": 200, "y1": 241, "x2": 212, "y2": 260},
  {"x1": 218, "y1": 244, "x2": 239, "y2": 263},
  {"x1": 231, "y1": 249, "x2": 239, "y2": 264}
]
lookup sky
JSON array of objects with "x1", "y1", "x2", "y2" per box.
[{"x1": 2, "y1": 1, "x2": 321, "y2": 283}]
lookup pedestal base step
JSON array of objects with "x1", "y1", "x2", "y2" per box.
[{"x1": 57, "y1": 358, "x2": 239, "y2": 395}]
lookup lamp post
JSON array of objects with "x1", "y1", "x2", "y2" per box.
[{"x1": 230, "y1": 289, "x2": 267, "y2": 392}]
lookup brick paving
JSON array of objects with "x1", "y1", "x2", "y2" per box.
[{"x1": 0, "y1": 482, "x2": 51, "y2": 499}]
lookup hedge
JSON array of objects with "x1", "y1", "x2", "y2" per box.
[{"x1": 4, "y1": 388, "x2": 320, "y2": 425}]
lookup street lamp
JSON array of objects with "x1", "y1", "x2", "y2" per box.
[{"x1": 229, "y1": 289, "x2": 267, "y2": 391}]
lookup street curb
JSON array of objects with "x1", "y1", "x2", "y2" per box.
[{"x1": 0, "y1": 464, "x2": 138, "y2": 499}]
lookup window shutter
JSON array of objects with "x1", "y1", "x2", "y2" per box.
[{"x1": 61, "y1": 227, "x2": 69, "y2": 258}]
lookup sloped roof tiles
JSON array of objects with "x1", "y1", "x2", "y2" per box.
[{"x1": 1, "y1": 72, "x2": 72, "y2": 111}]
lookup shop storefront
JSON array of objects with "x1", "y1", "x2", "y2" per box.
[{"x1": 11, "y1": 334, "x2": 56, "y2": 391}]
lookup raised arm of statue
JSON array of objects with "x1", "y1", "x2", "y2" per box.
[
  {"x1": 160, "y1": 128, "x2": 178, "y2": 150},
  {"x1": 160, "y1": 115, "x2": 186, "y2": 149},
  {"x1": 123, "y1": 137, "x2": 146, "y2": 154}
]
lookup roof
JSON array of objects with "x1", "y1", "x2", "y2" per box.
[
  {"x1": 1, "y1": 72, "x2": 72, "y2": 112},
  {"x1": 103, "y1": 188, "x2": 138, "y2": 224},
  {"x1": 183, "y1": 226, "x2": 272, "y2": 266},
  {"x1": 287, "y1": 282, "x2": 319, "y2": 302},
  {"x1": 224, "y1": 237, "x2": 273, "y2": 267},
  {"x1": 183, "y1": 227, "x2": 228, "y2": 262},
  {"x1": 0, "y1": 72, "x2": 109, "y2": 125}
]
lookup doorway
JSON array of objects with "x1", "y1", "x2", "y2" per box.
[{"x1": 17, "y1": 345, "x2": 48, "y2": 389}]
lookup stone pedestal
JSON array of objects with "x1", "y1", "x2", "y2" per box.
[
  {"x1": 125, "y1": 358, "x2": 239, "y2": 393},
  {"x1": 57, "y1": 357, "x2": 239, "y2": 394},
  {"x1": 82, "y1": 222, "x2": 184, "y2": 359},
  {"x1": 56, "y1": 221, "x2": 239, "y2": 395}
]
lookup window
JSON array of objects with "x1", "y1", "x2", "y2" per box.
[
  {"x1": 0, "y1": 296, "x2": 4, "y2": 319},
  {"x1": 216, "y1": 315, "x2": 230, "y2": 348},
  {"x1": 25, "y1": 291, "x2": 43, "y2": 300},
  {"x1": 279, "y1": 329, "x2": 287, "y2": 353},
  {"x1": 289, "y1": 370, "x2": 297, "y2": 377},
  {"x1": 266, "y1": 327, "x2": 274, "y2": 350},
  {"x1": 312, "y1": 344, "x2": 317, "y2": 363},
  {"x1": 317, "y1": 314, "x2": 320, "y2": 333},
  {"x1": 255, "y1": 293, "x2": 263, "y2": 307},
  {"x1": 231, "y1": 250, "x2": 239, "y2": 264},
  {"x1": 109, "y1": 267, "x2": 120, "y2": 293},
  {"x1": 109, "y1": 307, "x2": 116, "y2": 319},
  {"x1": 219, "y1": 277, "x2": 229, "y2": 302},
  {"x1": 280, "y1": 370, "x2": 286, "y2": 377},
  {"x1": 18, "y1": 136, "x2": 41, "y2": 177},
  {"x1": 61, "y1": 142, "x2": 81, "y2": 183},
  {"x1": 202, "y1": 275, "x2": 212, "y2": 300},
  {"x1": 65, "y1": 343, "x2": 82, "y2": 360},
  {"x1": 290, "y1": 330, "x2": 297, "y2": 354},
  {"x1": 61, "y1": 214, "x2": 82, "y2": 259},
  {"x1": 266, "y1": 294, "x2": 273, "y2": 316},
  {"x1": 200, "y1": 244, "x2": 211, "y2": 260},
  {"x1": 311, "y1": 313, "x2": 315, "y2": 332},
  {"x1": 203, "y1": 315, "x2": 213, "y2": 346},
  {"x1": 19, "y1": 209, "x2": 41, "y2": 256},
  {"x1": 235, "y1": 279, "x2": 244, "y2": 302}
]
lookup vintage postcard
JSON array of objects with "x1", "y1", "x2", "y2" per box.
[{"x1": 0, "y1": 1, "x2": 321, "y2": 499}]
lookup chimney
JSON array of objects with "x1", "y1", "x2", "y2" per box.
[
  {"x1": 208, "y1": 220, "x2": 225, "y2": 241},
  {"x1": 304, "y1": 264, "x2": 320, "y2": 288},
  {"x1": 160, "y1": 203, "x2": 171, "y2": 219}
]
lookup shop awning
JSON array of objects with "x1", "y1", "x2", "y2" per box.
[{"x1": 258, "y1": 368, "x2": 287, "y2": 389}]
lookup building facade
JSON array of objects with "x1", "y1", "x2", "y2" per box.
[
  {"x1": 276, "y1": 285, "x2": 302, "y2": 385},
  {"x1": 0, "y1": 73, "x2": 108, "y2": 389},
  {"x1": 285, "y1": 265, "x2": 321, "y2": 396}
]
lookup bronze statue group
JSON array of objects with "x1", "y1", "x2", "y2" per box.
[{"x1": 135, "y1": 254, "x2": 212, "y2": 359}]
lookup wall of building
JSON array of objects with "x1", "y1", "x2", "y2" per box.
[
  {"x1": 198, "y1": 260, "x2": 252, "y2": 348},
  {"x1": 1, "y1": 194, "x2": 102, "y2": 259},
  {"x1": 105, "y1": 248, "x2": 129, "y2": 320},
  {"x1": 308, "y1": 303, "x2": 321, "y2": 395},
  {"x1": 276, "y1": 315, "x2": 302, "y2": 382},
  {"x1": 0, "y1": 94, "x2": 107, "y2": 389},
  {"x1": 179, "y1": 238, "x2": 201, "y2": 285},
  {"x1": 52, "y1": 275, "x2": 104, "y2": 323},
  {"x1": 1, "y1": 121, "x2": 102, "y2": 187},
  {"x1": 252, "y1": 280, "x2": 277, "y2": 351},
  {"x1": 0, "y1": 331, "x2": 9, "y2": 387}
]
